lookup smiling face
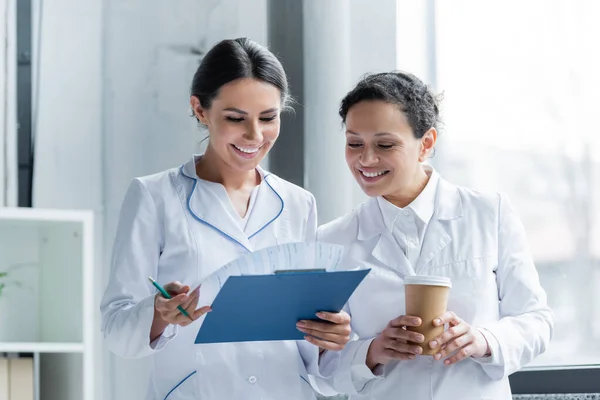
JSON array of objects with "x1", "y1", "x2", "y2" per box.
[
  {"x1": 191, "y1": 77, "x2": 281, "y2": 172},
  {"x1": 344, "y1": 100, "x2": 436, "y2": 198}
]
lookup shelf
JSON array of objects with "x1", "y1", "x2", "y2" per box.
[
  {"x1": 0, "y1": 207, "x2": 93, "y2": 223},
  {"x1": 0, "y1": 342, "x2": 84, "y2": 353},
  {"x1": 0, "y1": 208, "x2": 95, "y2": 399}
]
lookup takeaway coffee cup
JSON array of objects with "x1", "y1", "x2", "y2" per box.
[{"x1": 404, "y1": 275, "x2": 452, "y2": 356}]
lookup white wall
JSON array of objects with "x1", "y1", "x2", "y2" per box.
[
  {"x1": 0, "y1": 0, "x2": 17, "y2": 207},
  {"x1": 302, "y1": 0, "x2": 399, "y2": 224},
  {"x1": 349, "y1": 0, "x2": 398, "y2": 206},
  {"x1": 31, "y1": 0, "x2": 104, "y2": 399}
]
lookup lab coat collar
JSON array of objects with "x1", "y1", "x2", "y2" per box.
[
  {"x1": 357, "y1": 174, "x2": 462, "y2": 239},
  {"x1": 180, "y1": 155, "x2": 283, "y2": 252},
  {"x1": 377, "y1": 166, "x2": 440, "y2": 233},
  {"x1": 356, "y1": 174, "x2": 463, "y2": 274}
]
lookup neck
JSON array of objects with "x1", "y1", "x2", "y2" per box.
[
  {"x1": 384, "y1": 166, "x2": 429, "y2": 208},
  {"x1": 195, "y1": 146, "x2": 259, "y2": 190}
]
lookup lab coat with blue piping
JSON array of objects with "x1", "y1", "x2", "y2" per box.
[
  {"x1": 317, "y1": 176, "x2": 554, "y2": 400},
  {"x1": 100, "y1": 155, "x2": 337, "y2": 400}
]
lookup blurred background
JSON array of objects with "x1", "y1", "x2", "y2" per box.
[{"x1": 0, "y1": 0, "x2": 599, "y2": 399}]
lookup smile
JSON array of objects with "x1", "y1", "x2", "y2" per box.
[
  {"x1": 232, "y1": 144, "x2": 261, "y2": 154},
  {"x1": 359, "y1": 170, "x2": 390, "y2": 178}
]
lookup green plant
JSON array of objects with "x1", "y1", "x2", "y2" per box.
[
  {"x1": 0, "y1": 271, "x2": 7, "y2": 297},
  {"x1": 0, "y1": 264, "x2": 31, "y2": 298}
]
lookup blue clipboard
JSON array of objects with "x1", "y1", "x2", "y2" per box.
[{"x1": 195, "y1": 268, "x2": 370, "y2": 344}]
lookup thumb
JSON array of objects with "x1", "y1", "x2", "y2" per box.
[{"x1": 163, "y1": 281, "x2": 190, "y2": 295}]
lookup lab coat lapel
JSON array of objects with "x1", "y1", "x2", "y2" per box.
[
  {"x1": 359, "y1": 198, "x2": 416, "y2": 277},
  {"x1": 245, "y1": 172, "x2": 284, "y2": 241},
  {"x1": 180, "y1": 158, "x2": 253, "y2": 251},
  {"x1": 415, "y1": 178, "x2": 463, "y2": 274}
]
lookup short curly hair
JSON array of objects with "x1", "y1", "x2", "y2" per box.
[{"x1": 339, "y1": 72, "x2": 441, "y2": 139}]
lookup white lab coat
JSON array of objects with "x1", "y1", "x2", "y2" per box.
[
  {"x1": 100, "y1": 156, "x2": 335, "y2": 400},
  {"x1": 317, "y1": 176, "x2": 553, "y2": 400}
]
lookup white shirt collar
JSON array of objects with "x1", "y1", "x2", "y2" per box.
[{"x1": 377, "y1": 165, "x2": 440, "y2": 232}]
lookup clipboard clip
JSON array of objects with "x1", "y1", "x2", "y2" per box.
[{"x1": 274, "y1": 268, "x2": 326, "y2": 275}]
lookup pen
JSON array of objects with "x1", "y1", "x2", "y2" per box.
[{"x1": 148, "y1": 276, "x2": 193, "y2": 320}]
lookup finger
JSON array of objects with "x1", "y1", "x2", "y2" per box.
[
  {"x1": 384, "y1": 338, "x2": 423, "y2": 355},
  {"x1": 163, "y1": 281, "x2": 191, "y2": 296},
  {"x1": 297, "y1": 320, "x2": 351, "y2": 337},
  {"x1": 303, "y1": 335, "x2": 345, "y2": 352},
  {"x1": 182, "y1": 287, "x2": 201, "y2": 313},
  {"x1": 163, "y1": 298, "x2": 193, "y2": 321},
  {"x1": 173, "y1": 311, "x2": 194, "y2": 326},
  {"x1": 314, "y1": 311, "x2": 351, "y2": 325},
  {"x1": 389, "y1": 315, "x2": 422, "y2": 328},
  {"x1": 192, "y1": 305, "x2": 212, "y2": 320},
  {"x1": 432, "y1": 311, "x2": 459, "y2": 328},
  {"x1": 384, "y1": 327, "x2": 424, "y2": 344},
  {"x1": 163, "y1": 294, "x2": 189, "y2": 312},
  {"x1": 156, "y1": 293, "x2": 187, "y2": 312},
  {"x1": 443, "y1": 344, "x2": 475, "y2": 366},
  {"x1": 163, "y1": 305, "x2": 186, "y2": 323},
  {"x1": 297, "y1": 327, "x2": 350, "y2": 346},
  {"x1": 380, "y1": 347, "x2": 417, "y2": 361},
  {"x1": 433, "y1": 332, "x2": 472, "y2": 360},
  {"x1": 168, "y1": 307, "x2": 211, "y2": 326},
  {"x1": 172, "y1": 304, "x2": 207, "y2": 326},
  {"x1": 430, "y1": 321, "x2": 469, "y2": 349}
]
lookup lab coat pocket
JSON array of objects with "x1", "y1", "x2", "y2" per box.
[
  {"x1": 163, "y1": 370, "x2": 197, "y2": 400},
  {"x1": 426, "y1": 257, "x2": 496, "y2": 323},
  {"x1": 427, "y1": 256, "x2": 494, "y2": 293}
]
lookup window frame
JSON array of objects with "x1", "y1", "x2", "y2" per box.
[{"x1": 509, "y1": 367, "x2": 600, "y2": 394}]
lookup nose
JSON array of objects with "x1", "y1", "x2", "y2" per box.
[
  {"x1": 359, "y1": 146, "x2": 379, "y2": 166},
  {"x1": 243, "y1": 120, "x2": 263, "y2": 143}
]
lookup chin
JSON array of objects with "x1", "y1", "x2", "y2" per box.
[
  {"x1": 233, "y1": 158, "x2": 262, "y2": 171},
  {"x1": 361, "y1": 186, "x2": 384, "y2": 198},
  {"x1": 355, "y1": 181, "x2": 382, "y2": 197}
]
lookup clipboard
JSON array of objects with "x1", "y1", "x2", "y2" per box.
[{"x1": 194, "y1": 268, "x2": 370, "y2": 344}]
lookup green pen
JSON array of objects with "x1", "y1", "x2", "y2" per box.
[{"x1": 148, "y1": 276, "x2": 193, "y2": 320}]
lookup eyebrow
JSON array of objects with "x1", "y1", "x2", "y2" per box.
[
  {"x1": 223, "y1": 107, "x2": 279, "y2": 115},
  {"x1": 346, "y1": 130, "x2": 394, "y2": 137}
]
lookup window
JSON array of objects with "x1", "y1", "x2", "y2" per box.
[{"x1": 422, "y1": 0, "x2": 600, "y2": 392}]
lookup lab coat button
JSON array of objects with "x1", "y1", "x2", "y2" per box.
[
  {"x1": 248, "y1": 376, "x2": 257, "y2": 384},
  {"x1": 404, "y1": 211, "x2": 410, "y2": 216}
]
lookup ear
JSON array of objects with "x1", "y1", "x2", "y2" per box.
[
  {"x1": 419, "y1": 127, "x2": 437, "y2": 162},
  {"x1": 190, "y1": 96, "x2": 210, "y2": 126}
]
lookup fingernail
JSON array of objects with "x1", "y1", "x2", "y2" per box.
[
  {"x1": 444, "y1": 359, "x2": 451, "y2": 365},
  {"x1": 316, "y1": 312, "x2": 325, "y2": 318},
  {"x1": 409, "y1": 355, "x2": 416, "y2": 360},
  {"x1": 434, "y1": 318, "x2": 441, "y2": 325},
  {"x1": 415, "y1": 347, "x2": 422, "y2": 354},
  {"x1": 430, "y1": 341, "x2": 438, "y2": 348},
  {"x1": 297, "y1": 321, "x2": 306, "y2": 328},
  {"x1": 413, "y1": 318, "x2": 420, "y2": 325},
  {"x1": 434, "y1": 353, "x2": 441, "y2": 360},
  {"x1": 417, "y1": 335, "x2": 424, "y2": 343}
]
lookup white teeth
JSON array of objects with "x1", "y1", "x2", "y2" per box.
[
  {"x1": 234, "y1": 145, "x2": 259, "y2": 154},
  {"x1": 361, "y1": 170, "x2": 387, "y2": 178}
]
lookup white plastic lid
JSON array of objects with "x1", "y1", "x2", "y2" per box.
[{"x1": 404, "y1": 275, "x2": 452, "y2": 287}]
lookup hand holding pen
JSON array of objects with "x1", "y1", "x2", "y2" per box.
[{"x1": 149, "y1": 277, "x2": 212, "y2": 327}]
